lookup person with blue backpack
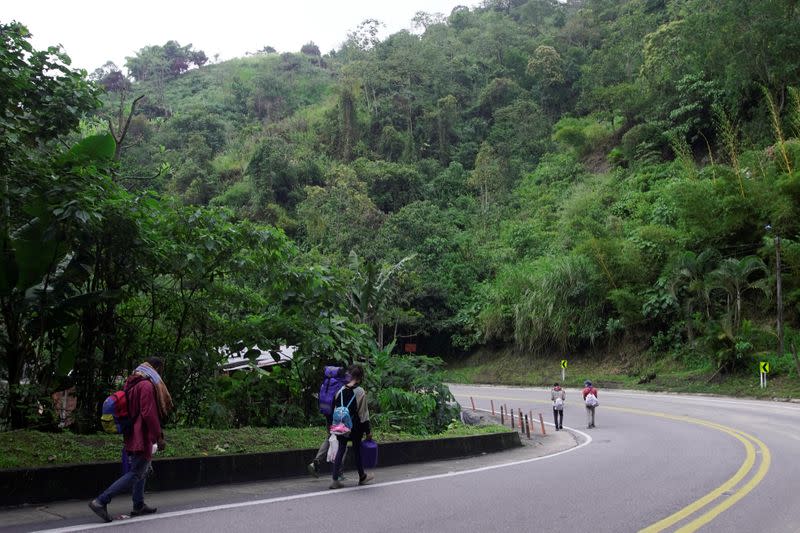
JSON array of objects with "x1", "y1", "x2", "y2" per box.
[
  {"x1": 308, "y1": 366, "x2": 349, "y2": 478},
  {"x1": 329, "y1": 364, "x2": 374, "y2": 489}
]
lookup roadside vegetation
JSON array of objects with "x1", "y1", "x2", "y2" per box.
[
  {"x1": 3, "y1": 0, "x2": 800, "y2": 447},
  {"x1": 445, "y1": 350, "x2": 800, "y2": 400},
  {"x1": 0, "y1": 422, "x2": 508, "y2": 469}
]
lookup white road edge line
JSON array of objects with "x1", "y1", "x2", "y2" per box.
[{"x1": 35, "y1": 417, "x2": 590, "y2": 533}]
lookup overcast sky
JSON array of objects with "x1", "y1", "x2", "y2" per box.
[{"x1": 4, "y1": 0, "x2": 471, "y2": 72}]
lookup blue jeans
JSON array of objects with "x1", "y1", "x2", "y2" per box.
[{"x1": 98, "y1": 452, "x2": 151, "y2": 508}]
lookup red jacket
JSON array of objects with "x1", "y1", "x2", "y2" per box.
[
  {"x1": 123, "y1": 376, "x2": 162, "y2": 460},
  {"x1": 582, "y1": 386, "x2": 598, "y2": 400}
]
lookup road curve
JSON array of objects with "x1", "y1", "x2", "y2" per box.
[
  {"x1": 30, "y1": 384, "x2": 800, "y2": 533},
  {"x1": 450, "y1": 384, "x2": 798, "y2": 533}
]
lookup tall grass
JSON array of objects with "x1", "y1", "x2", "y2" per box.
[
  {"x1": 762, "y1": 86, "x2": 792, "y2": 173},
  {"x1": 511, "y1": 254, "x2": 605, "y2": 354}
]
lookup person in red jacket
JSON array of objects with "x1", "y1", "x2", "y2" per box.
[
  {"x1": 89, "y1": 358, "x2": 170, "y2": 522},
  {"x1": 582, "y1": 380, "x2": 599, "y2": 429}
]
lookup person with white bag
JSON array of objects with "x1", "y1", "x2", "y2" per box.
[
  {"x1": 308, "y1": 366, "x2": 348, "y2": 480},
  {"x1": 550, "y1": 382, "x2": 566, "y2": 430},
  {"x1": 582, "y1": 379, "x2": 599, "y2": 429}
]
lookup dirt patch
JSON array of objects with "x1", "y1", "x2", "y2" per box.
[{"x1": 582, "y1": 150, "x2": 611, "y2": 174}]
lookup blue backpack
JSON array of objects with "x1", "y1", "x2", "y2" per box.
[
  {"x1": 319, "y1": 366, "x2": 348, "y2": 417},
  {"x1": 330, "y1": 387, "x2": 356, "y2": 436}
]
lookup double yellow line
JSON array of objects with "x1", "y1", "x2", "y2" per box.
[
  {"x1": 627, "y1": 407, "x2": 771, "y2": 533},
  {"x1": 464, "y1": 394, "x2": 771, "y2": 532}
]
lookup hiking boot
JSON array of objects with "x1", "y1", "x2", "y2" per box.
[
  {"x1": 131, "y1": 504, "x2": 157, "y2": 516},
  {"x1": 358, "y1": 473, "x2": 374, "y2": 486},
  {"x1": 89, "y1": 499, "x2": 111, "y2": 523},
  {"x1": 307, "y1": 461, "x2": 319, "y2": 478},
  {"x1": 329, "y1": 479, "x2": 344, "y2": 489}
]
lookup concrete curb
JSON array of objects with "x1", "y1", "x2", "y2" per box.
[{"x1": 0, "y1": 431, "x2": 520, "y2": 506}]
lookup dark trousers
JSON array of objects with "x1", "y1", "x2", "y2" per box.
[
  {"x1": 553, "y1": 408, "x2": 563, "y2": 429},
  {"x1": 333, "y1": 432, "x2": 364, "y2": 481}
]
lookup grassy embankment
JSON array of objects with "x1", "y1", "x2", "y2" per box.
[
  {"x1": 444, "y1": 348, "x2": 800, "y2": 400},
  {"x1": 0, "y1": 423, "x2": 508, "y2": 469}
]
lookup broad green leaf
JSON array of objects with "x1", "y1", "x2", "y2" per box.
[
  {"x1": 0, "y1": 236, "x2": 19, "y2": 296},
  {"x1": 56, "y1": 325, "x2": 79, "y2": 376},
  {"x1": 12, "y1": 218, "x2": 65, "y2": 290},
  {"x1": 59, "y1": 133, "x2": 116, "y2": 166}
]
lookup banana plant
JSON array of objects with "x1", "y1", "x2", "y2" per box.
[
  {"x1": 1, "y1": 134, "x2": 116, "y2": 427},
  {"x1": 347, "y1": 250, "x2": 415, "y2": 348}
]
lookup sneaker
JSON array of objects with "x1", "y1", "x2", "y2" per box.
[
  {"x1": 89, "y1": 499, "x2": 111, "y2": 523},
  {"x1": 131, "y1": 504, "x2": 157, "y2": 516},
  {"x1": 329, "y1": 479, "x2": 344, "y2": 489},
  {"x1": 307, "y1": 462, "x2": 319, "y2": 478},
  {"x1": 338, "y1": 473, "x2": 347, "y2": 482},
  {"x1": 358, "y1": 473, "x2": 374, "y2": 486}
]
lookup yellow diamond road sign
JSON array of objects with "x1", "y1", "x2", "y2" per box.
[
  {"x1": 561, "y1": 360, "x2": 568, "y2": 369},
  {"x1": 760, "y1": 361, "x2": 770, "y2": 374}
]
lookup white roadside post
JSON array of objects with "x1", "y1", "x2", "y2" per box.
[
  {"x1": 561, "y1": 359, "x2": 567, "y2": 383},
  {"x1": 759, "y1": 361, "x2": 769, "y2": 388}
]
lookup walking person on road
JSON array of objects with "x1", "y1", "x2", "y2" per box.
[
  {"x1": 582, "y1": 380, "x2": 599, "y2": 429},
  {"x1": 89, "y1": 357, "x2": 172, "y2": 522},
  {"x1": 308, "y1": 366, "x2": 348, "y2": 479},
  {"x1": 330, "y1": 364, "x2": 374, "y2": 489},
  {"x1": 551, "y1": 382, "x2": 566, "y2": 430}
]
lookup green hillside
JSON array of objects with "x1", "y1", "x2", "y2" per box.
[
  {"x1": 3, "y1": 0, "x2": 800, "y2": 431},
  {"x1": 108, "y1": 1, "x2": 800, "y2": 371}
]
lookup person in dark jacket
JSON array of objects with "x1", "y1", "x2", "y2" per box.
[
  {"x1": 330, "y1": 364, "x2": 374, "y2": 489},
  {"x1": 89, "y1": 357, "x2": 171, "y2": 522}
]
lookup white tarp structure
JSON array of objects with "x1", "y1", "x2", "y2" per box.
[{"x1": 220, "y1": 344, "x2": 296, "y2": 373}]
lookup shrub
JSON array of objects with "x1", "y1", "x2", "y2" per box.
[
  {"x1": 620, "y1": 123, "x2": 666, "y2": 164},
  {"x1": 552, "y1": 116, "x2": 614, "y2": 157},
  {"x1": 368, "y1": 351, "x2": 460, "y2": 434}
]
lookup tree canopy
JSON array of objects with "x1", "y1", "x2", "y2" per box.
[{"x1": 5, "y1": 0, "x2": 800, "y2": 431}]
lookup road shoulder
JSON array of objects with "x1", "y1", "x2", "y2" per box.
[{"x1": 0, "y1": 422, "x2": 580, "y2": 532}]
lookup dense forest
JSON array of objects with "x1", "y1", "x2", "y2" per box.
[{"x1": 3, "y1": 0, "x2": 800, "y2": 431}]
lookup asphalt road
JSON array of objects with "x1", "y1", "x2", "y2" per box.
[
  {"x1": 20, "y1": 384, "x2": 800, "y2": 533},
  {"x1": 450, "y1": 384, "x2": 800, "y2": 533}
]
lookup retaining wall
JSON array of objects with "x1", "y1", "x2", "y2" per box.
[{"x1": 0, "y1": 431, "x2": 520, "y2": 506}]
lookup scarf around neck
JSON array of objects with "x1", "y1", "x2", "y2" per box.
[{"x1": 132, "y1": 362, "x2": 173, "y2": 420}]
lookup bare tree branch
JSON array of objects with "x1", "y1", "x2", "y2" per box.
[{"x1": 109, "y1": 94, "x2": 145, "y2": 161}]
